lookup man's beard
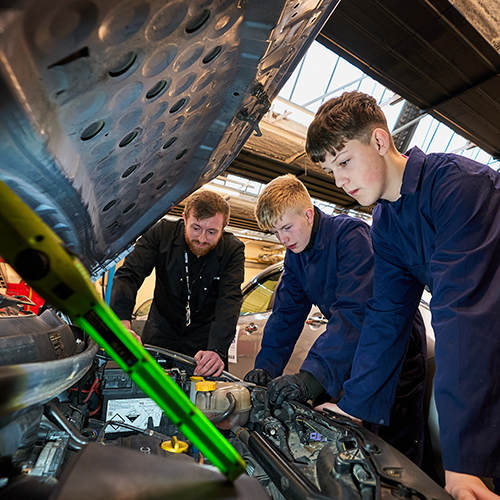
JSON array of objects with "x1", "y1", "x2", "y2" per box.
[{"x1": 185, "y1": 230, "x2": 218, "y2": 257}]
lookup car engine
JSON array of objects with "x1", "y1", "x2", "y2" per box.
[{"x1": 0, "y1": 308, "x2": 451, "y2": 500}]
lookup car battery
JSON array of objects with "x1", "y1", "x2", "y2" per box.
[{"x1": 100, "y1": 361, "x2": 165, "y2": 436}]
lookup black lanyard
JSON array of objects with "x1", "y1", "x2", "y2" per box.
[{"x1": 184, "y1": 250, "x2": 208, "y2": 326}]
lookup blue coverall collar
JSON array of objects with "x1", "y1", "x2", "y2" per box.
[
  {"x1": 377, "y1": 147, "x2": 425, "y2": 206},
  {"x1": 400, "y1": 147, "x2": 426, "y2": 196},
  {"x1": 311, "y1": 208, "x2": 328, "y2": 251}
]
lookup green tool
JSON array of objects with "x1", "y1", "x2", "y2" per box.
[{"x1": 0, "y1": 179, "x2": 246, "y2": 482}]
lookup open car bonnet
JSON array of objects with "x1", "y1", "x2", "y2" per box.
[{"x1": 0, "y1": 0, "x2": 339, "y2": 277}]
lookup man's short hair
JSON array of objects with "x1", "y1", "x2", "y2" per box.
[
  {"x1": 256, "y1": 174, "x2": 313, "y2": 231},
  {"x1": 306, "y1": 91, "x2": 391, "y2": 163},
  {"x1": 184, "y1": 189, "x2": 230, "y2": 227}
]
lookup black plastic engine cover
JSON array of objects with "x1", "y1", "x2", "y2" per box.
[
  {"x1": 50, "y1": 442, "x2": 269, "y2": 500},
  {"x1": 0, "y1": 310, "x2": 77, "y2": 366}
]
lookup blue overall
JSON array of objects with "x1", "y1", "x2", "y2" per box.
[
  {"x1": 340, "y1": 147, "x2": 500, "y2": 477},
  {"x1": 255, "y1": 209, "x2": 427, "y2": 465}
]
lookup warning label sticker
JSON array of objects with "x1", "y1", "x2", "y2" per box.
[{"x1": 105, "y1": 398, "x2": 163, "y2": 433}]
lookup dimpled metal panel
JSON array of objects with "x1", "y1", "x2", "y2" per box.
[{"x1": 0, "y1": 0, "x2": 339, "y2": 275}]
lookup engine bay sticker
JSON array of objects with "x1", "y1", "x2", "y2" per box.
[
  {"x1": 228, "y1": 326, "x2": 239, "y2": 364},
  {"x1": 105, "y1": 398, "x2": 163, "y2": 432}
]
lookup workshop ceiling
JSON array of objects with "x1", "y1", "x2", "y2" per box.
[{"x1": 317, "y1": 0, "x2": 500, "y2": 159}]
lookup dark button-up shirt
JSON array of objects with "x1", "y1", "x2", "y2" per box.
[
  {"x1": 340, "y1": 147, "x2": 500, "y2": 477},
  {"x1": 110, "y1": 218, "x2": 245, "y2": 357}
]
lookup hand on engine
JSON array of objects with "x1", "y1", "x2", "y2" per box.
[
  {"x1": 194, "y1": 350, "x2": 224, "y2": 377},
  {"x1": 445, "y1": 471, "x2": 500, "y2": 500},
  {"x1": 267, "y1": 373, "x2": 312, "y2": 408},
  {"x1": 313, "y1": 402, "x2": 363, "y2": 426},
  {"x1": 244, "y1": 368, "x2": 273, "y2": 386}
]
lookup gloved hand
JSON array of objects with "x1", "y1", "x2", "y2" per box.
[
  {"x1": 244, "y1": 368, "x2": 273, "y2": 386},
  {"x1": 267, "y1": 373, "x2": 312, "y2": 408}
]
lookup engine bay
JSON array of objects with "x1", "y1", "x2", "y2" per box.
[{"x1": 0, "y1": 310, "x2": 451, "y2": 500}]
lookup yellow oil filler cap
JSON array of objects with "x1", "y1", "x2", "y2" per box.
[
  {"x1": 161, "y1": 436, "x2": 189, "y2": 454},
  {"x1": 196, "y1": 381, "x2": 216, "y2": 391}
]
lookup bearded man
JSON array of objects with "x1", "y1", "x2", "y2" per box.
[{"x1": 110, "y1": 190, "x2": 245, "y2": 376}]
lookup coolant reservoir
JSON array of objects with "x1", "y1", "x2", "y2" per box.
[
  {"x1": 195, "y1": 381, "x2": 251, "y2": 430},
  {"x1": 194, "y1": 381, "x2": 216, "y2": 410},
  {"x1": 189, "y1": 376, "x2": 205, "y2": 403}
]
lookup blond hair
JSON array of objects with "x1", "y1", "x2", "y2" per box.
[{"x1": 255, "y1": 174, "x2": 313, "y2": 230}]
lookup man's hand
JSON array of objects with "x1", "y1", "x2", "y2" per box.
[
  {"x1": 267, "y1": 373, "x2": 311, "y2": 408},
  {"x1": 194, "y1": 350, "x2": 224, "y2": 377},
  {"x1": 244, "y1": 368, "x2": 273, "y2": 386},
  {"x1": 313, "y1": 402, "x2": 363, "y2": 426},
  {"x1": 121, "y1": 320, "x2": 143, "y2": 345},
  {"x1": 445, "y1": 471, "x2": 500, "y2": 500}
]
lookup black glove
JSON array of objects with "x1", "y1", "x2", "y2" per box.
[
  {"x1": 244, "y1": 368, "x2": 273, "y2": 386},
  {"x1": 267, "y1": 373, "x2": 312, "y2": 408}
]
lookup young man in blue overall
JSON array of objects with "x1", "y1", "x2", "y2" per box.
[
  {"x1": 306, "y1": 90, "x2": 500, "y2": 500},
  {"x1": 245, "y1": 174, "x2": 427, "y2": 466}
]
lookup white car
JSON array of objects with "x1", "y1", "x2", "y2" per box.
[{"x1": 228, "y1": 262, "x2": 328, "y2": 379}]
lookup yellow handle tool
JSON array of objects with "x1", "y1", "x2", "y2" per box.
[{"x1": 0, "y1": 180, "x2": 246, "y2": 482}]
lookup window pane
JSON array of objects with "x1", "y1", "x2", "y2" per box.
[
  {"x1": 240, "y1": 271, "x2": 281, "y2": 315},
  {"x1": 135, "y1": 299, "x2": 152, "y2": 317}
]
